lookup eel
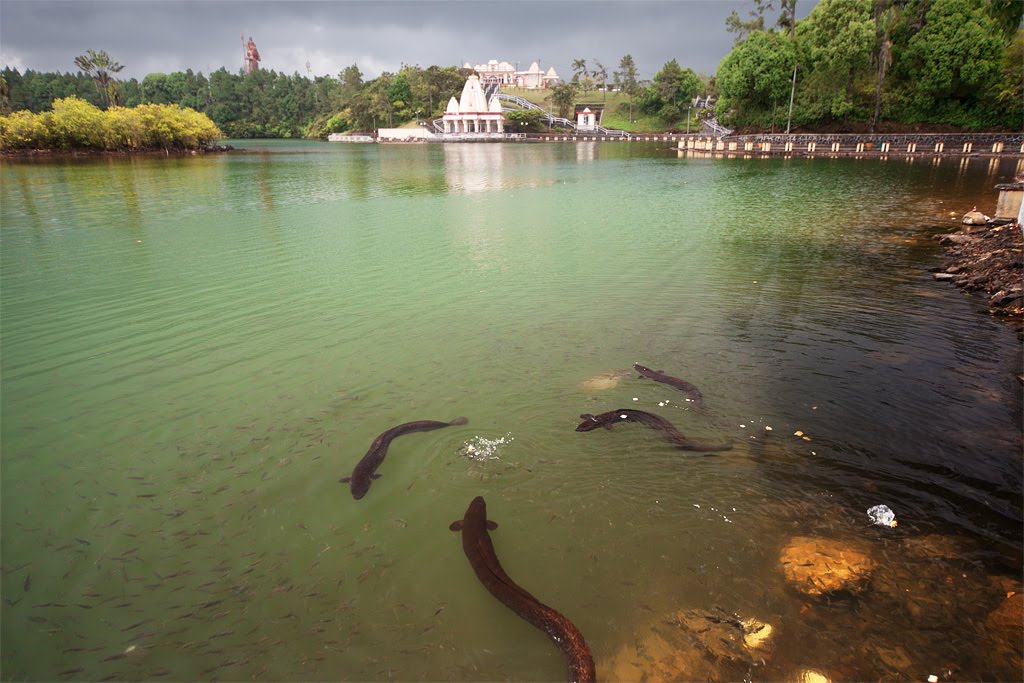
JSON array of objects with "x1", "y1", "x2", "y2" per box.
[
  {"x1": 449, "y1": 496, "x2": 596, "y2": 683},
  {"x1": 575, "y1": 408, "x2": 732, "y2": 452},
  {"x1": 340, "y1": 417, "x2": 468, "y2": 499},
  {"x1": 634, "y1": 363, "x2": 704, "y2": 408}
]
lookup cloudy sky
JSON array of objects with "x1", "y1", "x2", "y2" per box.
[{"x1": 1, "y1": 0, "x2": 817, "y2": 81}]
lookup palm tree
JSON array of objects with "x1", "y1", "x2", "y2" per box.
[
  {"x1": 571, "y1": 58, "x2": 588, "y2": 95},
  {"x1": 74, "y1": 49, "x2": 124, "y2": 108},
  {"x1": 592, "y1": 60, "x2": 608, "y2": 102}
]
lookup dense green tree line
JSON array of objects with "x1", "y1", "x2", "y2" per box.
[
  {"x1": 716, "y1": 0, "x2": 1023, "y2": 130},
  {"x1": 1, "y1": 62, "x2": 473, "y2": 139},
  {"x1": 0, "y1": 96, "x2": 221, "y2": 151}
]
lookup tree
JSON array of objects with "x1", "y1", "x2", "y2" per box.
[
  {"x1": 506, "y1": 109, "x2": 545, "y2": 132},
  {"x1": 613, "y1": 54, "x2": 640, "y2": 122},
  {"x1": 73, "y1": 49, "x2": 124, "y2": 108},
  {"x1": 365, "y1": 73, "x2": 394, "y2": 127},
  {"x1": 546, "y1": 82, "x2": 578, "y2": 119},
  {"x1": 0, "y1": 73, "x2": 10, "y2": 115},
  {"x1": 997, "y1": 28, "x2": 1024, "y2": 127},
  {"x1": 717, "y1": 30, "x2": 797, "y2": 124},
  {"x1": 797, "y1": 0, "x2": 874, "y2": 121},
  {"x1": 340, "y1": 64, "x2": 364, "y2": 98},
  {"x1": 571, "y1": 58, "x2": 588, "y2": 87},
  {"x1": 592, "y1": 59, "x2": 608, "y2": 101},
  {"x1": 571, "y1": 58, "x2": 592, "y2": 96},
  {"x1": 387, "y1": 72, "x2": 412, "y2": 113},
  {"x1": 871, "y1": 0, "x2": 904, "y2": 131},
  {"x1": 900, "y1": 0, "x2": 1004, "y2": 123},
  {"x1": 987, "y1": 0, "x2": 1024, "y2": 39},
  {"x1": 639, "y1": 59, "x2": 703, "y2": 124},
  {"x1": 652, "y1": 59, "x2": 702, "y2": 109},
  {"x1": 777, "y1": 0, "x2": 799, "y2": 35},
  {"x1": 725, "y1": 0, "x2": 771, "y2": 45}
]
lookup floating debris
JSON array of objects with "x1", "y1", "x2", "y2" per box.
[
  {"x1": 867, "y1": 504, "x2": 898, "y2": 528},
  {"x1": 457, "y1": 433, "x2": 513, "y2": 461}
]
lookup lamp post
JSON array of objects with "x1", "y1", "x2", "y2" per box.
[{"x1": 686, "y1": 107, "x2": 691, "y2": 134}]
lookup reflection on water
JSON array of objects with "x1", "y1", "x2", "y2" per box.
[
  {"x1": 444, "y1": 143, "x2": 505, "y2": 194},
  {"x1": 576, "y1": 142, "x2": 596, "y2": 163},
  {"x1": 1, "y1": 142, "x2": 1021, "y2": 682}
]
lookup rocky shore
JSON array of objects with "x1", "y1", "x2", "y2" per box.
[{"x1": 930, "y1": 222, "x2": 1023, "y2": 336}]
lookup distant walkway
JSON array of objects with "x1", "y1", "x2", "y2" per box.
[{"x1": 686, "y1": 132, "x2": 1024, "y2": 158}]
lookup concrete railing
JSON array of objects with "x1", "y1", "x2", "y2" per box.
[
  {"x1": 675, "y1": 132, "x2": 1024, "y2": 156},
  {"x1": 723, "y1": 132, "x2": 1024, "y2": 156}
]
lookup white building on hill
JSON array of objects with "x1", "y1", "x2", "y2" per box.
[
  {"x1": 465, "y1": 59, "x2": 559, "y2": 89},
  {"x1": 442, "y1": 75, "x2": 505, "y2": 135}
]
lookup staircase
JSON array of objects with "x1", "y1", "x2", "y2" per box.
[
  {"x1": 496, "y1": 92, "x2": 631, "y2": 138},
  {"x1": 431, "y1": 86, "x2": 730, "y2": 139},
  {"x1": 692, "y1": 96, "x2": 733, "y2": 138}
]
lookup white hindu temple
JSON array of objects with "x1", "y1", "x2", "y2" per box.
[
  {"x1": 465, "y1": 59, "x2": 559, "y2": 89},
  {"x1": 441, "y1": 75, "x2": 505, "y2": 135}
]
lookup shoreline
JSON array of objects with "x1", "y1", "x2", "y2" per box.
[
  {"x1": 930, "y1": 222, "x2": 1024, "y2": 340},
  {"x1": 0, "y1": 144, "x2": 234, "y2": 160}
]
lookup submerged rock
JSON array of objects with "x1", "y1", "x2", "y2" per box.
[
  {"x1": 985, "y1": 592, "x2": 1023, "y2": 673},
  {"x1": 779, "y1": 536, "x2": 876, "y2": 596},
  {"x1": 599, "y1": 609, "x2": 775, "y2": 682},
  {"x1": 580, "y1": 369, "x2": 630, "y2": 391}
]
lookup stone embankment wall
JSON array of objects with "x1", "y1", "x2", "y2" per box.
[{"x1": 679, "y1": 133, "x2": 1024, "y2": 157}]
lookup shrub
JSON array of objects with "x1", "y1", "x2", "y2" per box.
[{"x1": 0, "y1": 96, "x2": 222, "y2": 151}]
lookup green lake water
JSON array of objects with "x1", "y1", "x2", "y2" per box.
[{"x1": 2, "y1": 140, "x2": 1022, "y2": 681}]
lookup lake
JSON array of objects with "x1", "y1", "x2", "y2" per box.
[{"x1": 2, "y1": 140, "x2": 1021, "y2": 681}]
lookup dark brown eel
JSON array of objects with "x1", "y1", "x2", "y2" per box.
[
  {"x1": 576, "y1": 408, "x2": 732, "y2": 452},
  {"x1": 340, "y1": 417, "x2": 467, "y2": 499},
  {"x1": 449, "y1": 496, "x2": 596, "y2": 683},
  {"x1": 634, "y1": 363, "x2": 704, "y2": 408}
]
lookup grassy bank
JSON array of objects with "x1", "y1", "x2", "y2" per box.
[{"x1": 501, "y1": 87, "x2": 695, "y2": 133}]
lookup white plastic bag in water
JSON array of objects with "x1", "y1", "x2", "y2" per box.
[{"x1": 867, "y1": 504, "x2": 898, "y2": 528}]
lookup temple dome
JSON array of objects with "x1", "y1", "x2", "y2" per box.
[
  {"x1": 445, "y1": 96, "x2": 460, "y2": 114},
  {"x1": 527, "y1": 61, "x2": 541, "y2": 73},
  {"x1": 546, "y1": 66, "x2": 558, "y2": 77},
  {"x1": 488, "y1": 96, "x2": 502, "y2": 113},
  {"x1": 458, "y1": 75, "x2": 488, "y2": 113}
]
